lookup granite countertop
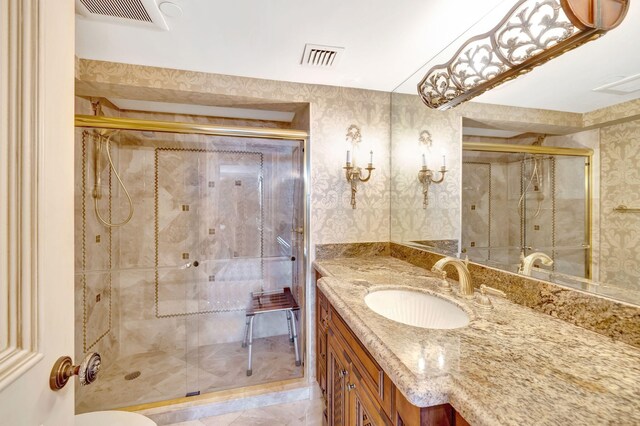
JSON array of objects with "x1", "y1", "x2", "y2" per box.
[{"x1": 314, "y1": 257, "x2": 640, "y2": 426}]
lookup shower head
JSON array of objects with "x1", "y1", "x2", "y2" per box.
[{"x1": 96, "y1": 128, "x2": 120, "y2": 139}]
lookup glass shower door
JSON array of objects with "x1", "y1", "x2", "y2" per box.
[{"x1": 181, "y1": 136, "x2": 305, "y2": 396}]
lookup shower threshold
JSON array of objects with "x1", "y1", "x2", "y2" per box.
[{"x1": 75, "y1": 334, "x2": 304, "y2": 414}]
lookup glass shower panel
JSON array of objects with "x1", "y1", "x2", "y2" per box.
[{"x1": 189, "y1": 136, "x2": 305, "y2": 395}]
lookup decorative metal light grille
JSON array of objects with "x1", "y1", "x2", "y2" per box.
[{"x1": 418, "y1": 0, "x2": 629, "y2": 110}]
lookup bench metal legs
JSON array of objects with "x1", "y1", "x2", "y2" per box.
[
  {"x1": 288, "y1": 310, "x2": 301, "y2": 367},
  {"x1": 286, "y1": 310, "x2": 294, "y2": 342},
  {"x1": 245, "y1": 316, "x2": 255, "y2": 376},
  {"x1": 243, "y1": 309, "x2": 300, "y2": 377},
  {"x1": 242, "y1": 316, "x2": 251, "y2": 348}
]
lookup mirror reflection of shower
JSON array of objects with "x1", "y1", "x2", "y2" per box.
[
  {"x1": 461, "y1": 130, "x2": 591, "y2": 280},
  {"x1": 518, "y1": 147, "x2": 546, "y2": 220}
]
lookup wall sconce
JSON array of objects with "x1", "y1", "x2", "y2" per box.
[
  {"x1": 417, "y1": 130, "x2": 446, "y2": 208},
  {"x1": 344, "y1": 124, "x2": 374, "y2": 209},
  {"x1": 418, "y1": 0, "x2": 629, "y2": 110}
]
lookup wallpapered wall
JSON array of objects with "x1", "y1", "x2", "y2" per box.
[
  {"x1": 76, "y1": 59, "x2": 391, "y2": 256},
  {"x1": 390, "y1": 93, "x2": 462, "y2": 242},
  {"x1": 599, "y1": 118, "x2": 640, "y2": 292}
]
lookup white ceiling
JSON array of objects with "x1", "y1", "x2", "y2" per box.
[{"x1": 76, "y1": 0, "x2": 640, "y2": 113}]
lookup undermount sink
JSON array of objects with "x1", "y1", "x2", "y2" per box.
[{"x1": 364, "y1": 289, "x2": 469, "y2": 329}]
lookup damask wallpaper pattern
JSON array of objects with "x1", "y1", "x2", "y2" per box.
[
  {"x1": 390, "y1": 93, "x2": 462, "y2": 242},
  {"x1": 599, "y1": 119, "x2": 640, "y2": 292}
]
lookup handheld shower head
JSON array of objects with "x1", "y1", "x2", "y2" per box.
[{"x1": 97, "y1": 128, "x2": 119, "y2": 139}]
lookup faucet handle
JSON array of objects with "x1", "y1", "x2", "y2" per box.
[
  {"x1": 480, "y1": 285, "x2": 506, "y2": 298},
  {"x1": 473, "y1": 285, "x2": 506, "y2": 310},
  {"x1": 438, "y1": 270, "x2": 452, "y2": 292}
]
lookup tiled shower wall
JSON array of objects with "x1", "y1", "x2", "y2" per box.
[{"x1": 114, "y1": 127, "x2": 300, "y2": 357}]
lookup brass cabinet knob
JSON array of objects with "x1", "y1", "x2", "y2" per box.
[
  {"x1": 338, "y1": 369, "x2": 348, "y2": 378},
  {"x1": 50, "y1": 352, "x2": 101, "y2": 390},
  {"x1": 347, "y1": 383, "x2": 356, "y2": 391}
]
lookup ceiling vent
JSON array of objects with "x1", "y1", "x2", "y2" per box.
[
  {"x1": 300, "y1": 44, "x2": 344, "y2": 68},
  {"x1": 76, "y1": 0, "x2": 169, "y2": 30},
  {"x1": 592, "y1": 73, "x2": 640, "y2": 95}
]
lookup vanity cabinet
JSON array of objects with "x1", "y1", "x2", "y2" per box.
[
  {"x1": 326, "y1": 307, "x2": 393, "y2": 426},
  {"x1": 316, "y1": 272, "x2": 470, "y2": 426}
]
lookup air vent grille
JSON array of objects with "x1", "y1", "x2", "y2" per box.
[
  {"x1": 593, "y1": 73, "x2": 640, "y2": 95},
  {"x1": 79, "y1": 0, "x2": 152, "y2": 22},
  {"x1": 301, "y1": 44, "x2": 344, "y2": 68}
]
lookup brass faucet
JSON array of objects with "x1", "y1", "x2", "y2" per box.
[
  {"x1": 431, "y1": 257, "x2": 475, "y2": 298},
  {"x1": 518, "y1": 251, "x2": 553, "y2": 276}
]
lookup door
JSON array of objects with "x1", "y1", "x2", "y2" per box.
[{"x1": 0, "y1": 1, "x2": 75, "y2": 425}]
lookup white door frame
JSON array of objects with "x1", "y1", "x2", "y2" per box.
[{"x1": 0, "y1": 0, "x2": 76, "y2": 424}]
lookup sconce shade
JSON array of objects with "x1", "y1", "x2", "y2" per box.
[{"x1": 417, "y1": 0, "x2": 629, "y2": 110}]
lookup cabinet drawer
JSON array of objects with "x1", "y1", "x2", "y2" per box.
[{"x1": 330, "y1": 306, "x2": 393, "y2": 418}]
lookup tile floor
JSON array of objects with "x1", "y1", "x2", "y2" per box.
[
  {"x1": 76, "y1": 334, "x2": 303, "y2": 413},
  {"x1": 164, "y1": 396, "x2": 324, "y2": 426}
]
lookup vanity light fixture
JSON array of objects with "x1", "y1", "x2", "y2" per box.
[
  {"x1": 418, "y1": 0, "x2": 630, "y2": 110},
  {"x1": 344, "y1": 124, "x2": 374, "y2": 209},
  {"x1": 417, "y1": 130, "x2": 447, "y2": 208}
]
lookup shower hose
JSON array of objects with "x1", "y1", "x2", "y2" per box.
[{"x1": 93, "y1": 132, "x2": 134, "y2": 227}]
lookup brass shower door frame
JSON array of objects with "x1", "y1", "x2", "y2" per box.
[
  {"x1": 75, "y1": 114, "x2": 310, "y2": 412},
  {"x1": 463, "y1": 142, "x2": 593, "y2": 280}
]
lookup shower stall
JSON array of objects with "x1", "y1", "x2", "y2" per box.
[
  {"x1": 461, "y1": 142, "x2": 592, "y2": 279},
  {"x1": 74, "y1": 111, "x2": 308, "y2": 412}
]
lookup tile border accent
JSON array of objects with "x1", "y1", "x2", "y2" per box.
[{"x1": 81, "y1": 130, "x2": 113, "y2": 353}]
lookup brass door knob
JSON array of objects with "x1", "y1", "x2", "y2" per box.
[{"x1": 50, "y1": 352, "x2": 101, "y2": 390}]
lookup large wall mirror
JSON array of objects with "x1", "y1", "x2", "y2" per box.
[{"x1": 390, "y1": 2, "x2": 640, "y2": 306}]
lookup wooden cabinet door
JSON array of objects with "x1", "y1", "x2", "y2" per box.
[
  {"x1": 328, "y1": 331, "x2": 350, "y2": 426},
  {"x1": 348, "y1": 368, "x2": 392, "y2": 426},
  {"x1": 316, "y1": 285, "x2": 328, "y2": 399}
]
